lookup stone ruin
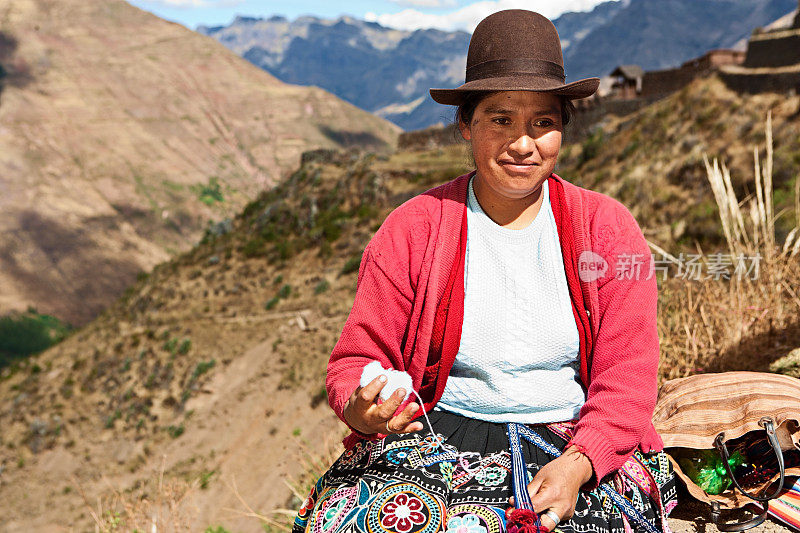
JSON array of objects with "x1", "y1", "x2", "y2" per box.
[{"x1": 720, "y1": 0, "x2": 800, "y2": 93}]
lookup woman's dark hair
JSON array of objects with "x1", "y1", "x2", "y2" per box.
[{"x1": 455, "y1": 91, "x2": 576, "y2": 128}]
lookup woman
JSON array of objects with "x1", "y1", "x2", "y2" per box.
[{"x1": 294, "y1": 9, "x2": 676, "y2": 533}]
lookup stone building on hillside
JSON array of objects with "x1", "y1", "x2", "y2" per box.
[
  {"x1": 684, "y1": 49, "x2": 746, "y2": 70},
  {"x1": 742, "y1": 6, "x2": 800, "y2": 69},
  {"x1": 604, "y1": 49, "x2": 745, "y2": 102},
  {"x1": 720, "y1": 0, "x2": 800, "y2": 93},
  {"x1": 609, "y1": 65, "x2": 644, "y2": 99},
  {"x1": 640, "y1": 49, "x2": 744, "y2": 98}
]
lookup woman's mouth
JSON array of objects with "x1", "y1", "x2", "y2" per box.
[{"x1": 499, "y1": 161, "x2": 537, "y2": 174}]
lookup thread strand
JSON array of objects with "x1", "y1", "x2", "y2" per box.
[{"x1": 409, "y1": 389, "x2": 437, "y2": 441}]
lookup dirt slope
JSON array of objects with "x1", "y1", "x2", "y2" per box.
[{"x1": 0, "y1": 0, "x2": 398, "y2": 326}]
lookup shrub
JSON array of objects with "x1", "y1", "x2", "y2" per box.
[
  {"x1": 105, "y1": 410, "x2": 122, "y2": 429},
  {"x1": 196, "y1": 177, "x2": 224, "y2": 206},
  {"x1": 178, "y1": 339, "x2": 192, "y2": 355},
  {"x1": 199, "y1": 469, "x2": 216, "y2": 490},
  {"x1": 0, "y1": 311, "x2": 71, "y2": 368},
  {"x1": 163, "y1": 338, "x2": 179, "y2": 354},
  {"x1": 167, "y1": 424, "x2": 184, "y2": 438},
  {"x1": 274, "y1": 240, "x2": 296, "y2": 261},
  {"x1": 310, "y1": 386, "x2": 328, "y2": 408},
  {"x1": 314, "y1": 280, "x2": 330, "y2": 294},
  {"x1": 340, "y1": 254, "x2": 362, "y2": 275},
  {"x1": 277, "y1": 284, "x2": 292, "y2": 299},
  {"x1": 242, "y1": 237, "x2": 266, "y2": 258},
  {"x1": 192, "y1": 360, "x2": 216, "y2": 380},
  {"x1": 578, "y1": 129, "x2": 604, "y2": 167}
]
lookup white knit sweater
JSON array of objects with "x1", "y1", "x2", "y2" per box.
[{"x1": 436, "y1": 176, "x2": 586, "y2": 423}]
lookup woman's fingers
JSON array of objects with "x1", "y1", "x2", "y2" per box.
[
  {"x1": 507, "y1": 475, "x2": 543, "y2": 507},
  {"x1": 503, "y1": 464, "x2": 577, "y2": 530},
  {"x1": 528, "y1": 470, "x2": 578, "y2": 525},
  {"x1": 505, "y1": 473, "x2": 571, "y2": 532},
  {"x1": 531, "y1": 479, "x2": 575, "y2": 522},
  {"x1": 539, "y1": 510, "x2": 559, "y2": 532},
  {"x1": 354, "y1": 375, "x2": 387, "y2": 410},
  {"x1": 386, "y1": 402, "x2": 422, "y2": 433},
  {"x1": 375, "y1": 386, "x2": 407, "y2": 419},
  {"x1": 527, "y1": 450, "x2": 590, "y2": 521},
  {"x1": 346, "y1": 379, "x2": 427, "y2": 435},
  {"x1": 393, "y1": 399, "x2": 419, "y2": 424},
  {"x1": 530, "y1": 484, "x2": 560, "y2": 517},
  {"x1": 527, "y1": 476, "x2": 544, "y2": 501},
  {"x1": 344, "y1": 377, "x2": 388, "y2": 434}
]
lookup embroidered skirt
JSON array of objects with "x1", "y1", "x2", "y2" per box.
[{"x1": 293, "y1": 410, "x2": 677, "y2": 533}]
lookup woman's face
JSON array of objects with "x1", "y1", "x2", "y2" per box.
[{"x1": 459, "y1": 91, "x2": 563, "y2": 202}]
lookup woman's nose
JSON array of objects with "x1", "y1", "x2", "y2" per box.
[{"x1": 508, "y1": 131, "x2": 536, "y2": 156}]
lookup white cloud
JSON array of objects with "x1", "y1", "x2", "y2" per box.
[
  {"x1": 366, "y1": 0, "x2": 616, "y2": 32},
  {"x1": 148, "y1": 0, "x2": 243, "y2": 7},
  {"x1": 389, "y1": 0, "x2": 458, "y2": 7}
]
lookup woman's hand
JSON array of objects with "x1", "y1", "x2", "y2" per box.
[
  {"x1": 506, "y1": 447, "x2": 594, "y2": 531},
  {"x1": 343, "y1": 375, "x2": 424, "y2": 435}
]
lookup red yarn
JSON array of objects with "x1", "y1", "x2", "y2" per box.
[{"x1": 506, "y1": 508, "x2": 549, "y2": 533}]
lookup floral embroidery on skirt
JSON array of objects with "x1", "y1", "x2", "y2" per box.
[{"x1": 293, "y1": 411, "x2": 676, "y2": 533}]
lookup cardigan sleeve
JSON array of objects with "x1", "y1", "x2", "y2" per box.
[
  {"x1": 326, "y1": 205, "x2": 430, "y2": 435},
  {"x1": 568, "y1": 201, "x2": 660, "y2": 484}
]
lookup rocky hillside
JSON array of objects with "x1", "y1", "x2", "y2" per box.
[
  {"x1": 0, "y1": 77, "x2": 798, "y2": 531},
  {"x1": 198, "y1": 0, "x2": 796, "y2": 130},
  {"x1": 0, "y1": 0, "x2": 399, "y2": 326},
  {"x1": 0, "y1": 143, "x2": 472, "y2": 531}
]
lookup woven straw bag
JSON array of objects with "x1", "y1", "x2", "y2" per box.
[{"x1": 653, "y1": 371, "x2": 800, "y2": 531}]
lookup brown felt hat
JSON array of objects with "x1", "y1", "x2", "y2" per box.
[{"x1": 430, "y1": 9, "x2": 599, "y2": 105}]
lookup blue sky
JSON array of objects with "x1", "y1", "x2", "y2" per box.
[{"x1": 126, "y1": 0, "x2": 616, "y2": 31}]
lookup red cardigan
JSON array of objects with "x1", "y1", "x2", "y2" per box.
[{"x1": 326, "y1": 172, "x2": 664, "y2": 485}]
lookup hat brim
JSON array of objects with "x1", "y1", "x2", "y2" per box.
[{"x1": 429, "y1": 75, "x2": 599, "y2": 106}]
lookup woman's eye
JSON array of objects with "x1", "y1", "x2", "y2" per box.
[
  {"x1": 535, "y1": 119, "x2": 555, "y2": 127},
  {"x1": 492, "y1": 117, "x2": 511, "y2": 125}
]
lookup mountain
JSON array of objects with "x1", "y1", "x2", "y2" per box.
[
  {"x1": 555, "y1": 0, "x2": 628, "y2": 58},
  {"x1": 1, "y1": 75, "x2": 799, "y2": 531},
  {"x1": 0, "y1": 0, "x2": 398, "y2": 326},
  {"x1": 198, "y1": 15, "x2": 469, "y2": 131},
  {"x1": 198, "y1": 0, "x2": 796, "y2": 130}
]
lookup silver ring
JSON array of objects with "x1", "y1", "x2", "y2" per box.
[
  {"x1": 385, "y1": 420, "x2": 392, "y2": 434},
  {"x1": 543, "y1": 510, "x2": 560, "y2": 526}
]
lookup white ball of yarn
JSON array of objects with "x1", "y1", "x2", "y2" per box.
[{"x1": 359, "y1": 361, "x2": 413, "y2": 401}]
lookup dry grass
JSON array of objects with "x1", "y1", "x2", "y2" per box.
[
  {"x1": 223, "y1": 434, "x2": 345, "y2": 533},
  {"x1": 657, "y1": 113, "x2": 800, "y2": 381},
  {"x1": 76, "y1": 456, "x2": 199, "y2": 532}
]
